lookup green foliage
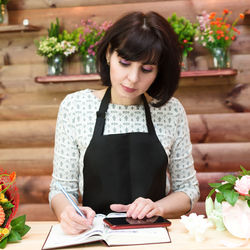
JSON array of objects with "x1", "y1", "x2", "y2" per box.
[
  {"x1": 168, "y1": 13, "x2": 198, "y2": 57},
  {"x1": 0, "y1": 1, "x2": 8, "y2": 5},
  {"x1": 48, "y1": 18, "x2": 61, "y2": 39},
  {"x1": 35, "y1": 18, "x2": 78, "y2": 58},
  {"x1": 207, "y1": 166, "x2": 250, "y2": 208},
  {"x1": 0, "y1": 215, "x2": 30, "y2": 249}
]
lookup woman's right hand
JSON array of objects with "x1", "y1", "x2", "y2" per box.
[{"x1": 60, "y1": 205, "x2": 96, "y2": 235}]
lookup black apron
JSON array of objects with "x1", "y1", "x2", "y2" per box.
[{"x1": 83, "y1": 87, "x2": 168, "y2": 214}]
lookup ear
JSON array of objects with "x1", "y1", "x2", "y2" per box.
[
  {"x1": 106, "y1": 45, "x2": 111, "y2": 65},
  {"x1": 106, "y1": 51, "x2": 110, "y2": 65}
]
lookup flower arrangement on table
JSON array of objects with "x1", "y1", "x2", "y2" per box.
[
  {"x1": 195, "y1": 9, "x2": 244, "y2": 68},
  {"x1": 167, "y1": 13, "x2": 198, "y2": 70},
  {"x1": 75, "y1": 19, "x2": 112, "y2": 74},
  {"x1": 0, "y1": 169, "x2": 30, "y2": 249},
  {"x1": 206, "y1": 166, "x2": 250, "y2": 238},
  {"x1": 35, "y1": 18, "x2": 78, "y2": 75}
]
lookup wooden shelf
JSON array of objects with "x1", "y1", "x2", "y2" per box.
[
  {"x1": 0, "y1": 25, "x2": 41, "y2": 33},
  {"x1": 181, "y1": 69, "x2": 237, "y2": 78},
  {"x1": 35, "y1": 74, "x2": 100, "y2": 83},
  {"x1": 35, "y1": 69, "x2": 237, "y2": 84}
]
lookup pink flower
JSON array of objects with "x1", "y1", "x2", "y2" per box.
[{"x1": 234, "y1": 175, "x2": 250, "y2": 196}]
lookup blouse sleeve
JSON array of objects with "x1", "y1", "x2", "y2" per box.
[
  {"x1": 49, "y1": 95, "x2": 80, "y2": 205},
  {"x1": 168, "y1": 102, "x2": 200, "y2": 208}
]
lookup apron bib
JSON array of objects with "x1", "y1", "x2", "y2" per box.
[{"x1": 83, "y1": 87, "x2": 168, "y2": 214}]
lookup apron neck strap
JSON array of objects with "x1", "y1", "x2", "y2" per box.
[{"x1": 93, "y1": 86, "x2": 156, "y2": 136}]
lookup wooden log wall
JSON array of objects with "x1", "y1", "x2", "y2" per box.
[{"x1": 0, "y1": 0, "x2": 250, "y2": 220}]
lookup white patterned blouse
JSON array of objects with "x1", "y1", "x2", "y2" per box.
[{"x1": 49, "y1": 89, "x2": 200, "y2": 208}]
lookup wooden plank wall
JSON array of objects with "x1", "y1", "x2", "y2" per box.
[{"x1": 0, "y1": 0, "x2": 250, "y2": 220}]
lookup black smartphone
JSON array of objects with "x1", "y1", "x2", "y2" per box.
[{"x1": 103, "y1": 216, "x2": 171, "y2": 229}]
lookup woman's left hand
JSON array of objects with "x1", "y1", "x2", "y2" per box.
[{"x1": 110, "y1": 197, "x2": 162, "y2": 219}]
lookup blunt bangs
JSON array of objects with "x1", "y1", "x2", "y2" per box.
[
  {"x1": 114, "y1": 29, "x2": 162, "y2": 65},
  {"x1": 96, "y1": 11, "x2": 182, "y2": 107}
]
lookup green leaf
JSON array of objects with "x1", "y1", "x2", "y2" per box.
[
  {"x1": 209, "y1": 183, "x2": 221, "y2": 188},
  {"x1": 18, "y1": 225, "x2": 31, "y2": 237},
  {"x1": 215, "y1": 192, "x2": 224, "y2": 203},
  {"x1": 224, "y1": 190, "x2": 239, "y2": 206},
  {"x1": 248, "y1": 200, "x2": 250, "y2": 208},
  {"x1": 1, "y1": 202, "x2": 14, "y2": 210},
  {"x1": 7, "y1": 230, "x2": 22, "y2": 243},
  {"x1": 217, "y1": 183, "x2": 233, "y2": 192},
  {"x1": 221, "y1": 175, "x2": 237, "y2": 185},
  {"x1": 0, "y1": 238, "x2": 7, "y2": 249},
  {"x1": 10, "y1": 215, "x2": 26, "y2": 231}
]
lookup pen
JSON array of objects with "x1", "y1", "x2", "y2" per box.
[{"x1": 56, "y1": 182, "x2": 86, "y2": 218}]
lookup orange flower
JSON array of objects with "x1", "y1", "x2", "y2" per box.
[
  {"x1": 224, "y1": 9, "x2": 229, "y2": 14},
  {"x1": 209, "y1": 12, "x2": 216, "y2": 19},
  {"x1": 216, "y1": 17, "x2": 223, "y2": 21},
  {"x1": 225, "y1": 36, "x2": 229, "y2": 40},
  {"x1": 239, "y1": 13, "x2": 244, "y2": 19},
  {"x1": 231, "y1": 35, "x2": 236, "y2": 40},
  {"x1": 9, "y1": 172, "x2": 16, "y2": 182},
  {"x1": 0, "y1": 205, "x2": 5, "y2": 226}
]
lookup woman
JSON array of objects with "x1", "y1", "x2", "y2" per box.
[{"x1": 49, "y1": 11, "x2": 200, "y2": 235}]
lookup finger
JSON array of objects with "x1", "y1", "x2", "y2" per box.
[
  {"x1": 110, "y1": 204, "x2": 130, "y2": 212},
  {"x1": 137, "y1": 204, "x2": 154, "y2": 219},
  {"x1": 126, "y1": 202, "x2": 137, "y2": 217},
  {"x1": 79, "y1": 206, "x2": 96, "y2": 225},
  {"x1": 146, "y1": 208, "x2": 160, "y2": 218},
  {"x1": 61, "y1": 213, "x2": 88, "y2": 234},
  {"x1": 130, "y1": 202, "x2": 146, "y2": 219}
]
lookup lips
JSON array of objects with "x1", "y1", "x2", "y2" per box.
[{"x1": 121, "y1": 84, "x2": 136, "y2": 93}]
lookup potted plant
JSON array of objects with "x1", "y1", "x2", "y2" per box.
[
  {"x1": 0, "y1": 0, "x2": 8, "y2": 25},
  {"x1": 195, "y1": 9, "x2": 244, "y2": 69},
  {"x1": 76, "y1": 19, "x2": 112, "y2": 74},
  {"x1": 35, "y1": 18, "x2": 78, "y2": 75},
  {"x1": 206, "y1": 166, "x2": 250, "y2": 238},
  {"x1": 168, "y1": 13, "x2": 197, "y2": 71}
]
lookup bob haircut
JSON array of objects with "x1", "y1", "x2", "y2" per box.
[{"x1": 96, "y1": 11, "x2": 182, "y2": 107}]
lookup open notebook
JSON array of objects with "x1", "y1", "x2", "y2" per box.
[{"x1": 42, "y1": 213, "x2": 171, "y2": 249}]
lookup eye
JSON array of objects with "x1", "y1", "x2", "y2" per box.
[
  {"x1": 141, "y1": 65, "x2": 154, "y2": 73},
  {"x1": 119, "y1": 59, "x2": 130, "y2": 66}
]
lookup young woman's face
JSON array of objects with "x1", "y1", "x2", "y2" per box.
[{"x1": 108, "y1": 51, "x2": 158, "y2": 105}]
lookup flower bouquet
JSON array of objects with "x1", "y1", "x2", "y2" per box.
[
  {"x1": 195, "y1": 9, "x2": 244, "y2": 68},
  {"x1": 0, "y1": 169, "x2": 30, "y2": 248},
  {"x1": 206, "y1": 166, "x2": 250, "y2": 238},
  {"x1": 35, "y1": 18, "x2": 78, "y2": 75},
  {"x1": 167, "y1": 13, "x2": 198, "y2": 70},
  {"x1": 0, "y1": 0, "x2": 8, "y2": 25},
  {"x1": 76, "y1": 19, "x2": 112, "y2": 74}
]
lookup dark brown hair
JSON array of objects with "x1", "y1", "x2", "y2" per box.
[{"x1": 96, "y1": 11, "x2": 182, "y2": 107}]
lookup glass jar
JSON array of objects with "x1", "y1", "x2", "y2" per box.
[
  {"x1": 0, "y1": 4, "x2": 9, "y2": 25},
  {"x1": 47, "y1": 54, "x2": 64, "y2": 76},
  {"x1": 82, "y1": 54, "x2": 97, "y2": 74},
  {"x1": 181, "y1": 53, "x2": 189, "y2": 71},
  {"x1": 209, "y1": 47, "x2": 231, "y2": 69}
]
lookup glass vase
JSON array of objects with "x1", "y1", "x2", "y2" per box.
[
  {"x1": 181, "y1": 53, "x2": 188, "y2": 71},
  {"x1": 47, "y1": 54, "x2": 64, "y2": 76},
  {"x1": 82, "y1": 54, "x2": 97, "y2": 74},
  {"x1": 0, "y1": 4, "x2": 9, "y2": 25},
  {"x1": 209, "y1": 47, "x2": 231, "y2": 69}
]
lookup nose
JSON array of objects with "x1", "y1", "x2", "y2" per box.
[{"x1": 127, "y1": 67, "x2": 139, "y2": 84}]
